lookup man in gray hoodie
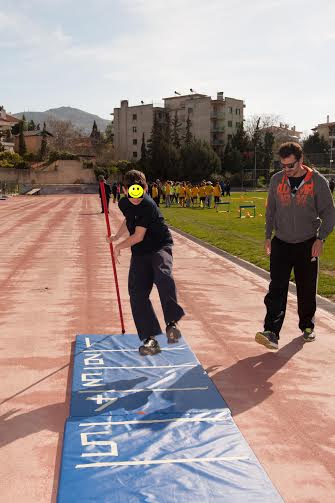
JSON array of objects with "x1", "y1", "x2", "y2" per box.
[{"x1": 256, "y1": 142, "x2": 335, "y2": 350}]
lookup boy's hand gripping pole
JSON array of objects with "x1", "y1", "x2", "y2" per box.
[{"x1": 100, "y1": 180, "x2": 126, "y2": 334}]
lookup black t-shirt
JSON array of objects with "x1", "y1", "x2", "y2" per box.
[
  {"x1": 289, "y1": 173, "x2": 306, "y2": 194},
  {"x1": 118, "y1": 194, "x2": 173, "y2": 255}
]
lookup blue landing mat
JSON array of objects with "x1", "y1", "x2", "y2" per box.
[
  {"x1": 70, "y1": 334, "x2": 229, "y2": 417},
  {"x1": 57, "y1": 412, "x2": 282, "y2": 503},
  {"x1": 57, "y1": 334, "x2": 283, "y2": 502}
]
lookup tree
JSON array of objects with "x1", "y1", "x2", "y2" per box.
[
  {"x1": 90, "y1": 120, "x2": 101, "y2": 140},
  {"x1": 48, "y1": 119, "x2": 84, "y2": 151},
  {"x1": 22, "y1": 114, "x2": 28, "y2": 131},
  {"x1": 18, "y1": 121, "x2": 26, "y2": 156},
  {"x1": 104, "y1": 122, "x2": 114, "y2": 143},
  {"x1": 262, "y1": 131, "x2": 275, "y2": 182},
  {"x1": 28, "y1": 120, "x2": 36, "y2": 131},
  {"x1": 303, "y1": 131, "x2": 329, "y2": 154},
  {"x1": 223, "y1": 140, "x2": 242, "y2": 174},
  {"x1": 39, "y1": 122, "x2": 48, "y2": 161},
  {"x1": 244, "y1": 114, "x2": 280, "y2": 140},
  {"x1": 184, "y1": 114, "x2": 192, "y2": 145},
  {"x1": 181, "y1": 139, "x2": 220, "y2": 181},
  {"x1": 141, "y1": 132, "x2": 147, "y2": 160},
  {"x1": 171, "y1": 111, "x2": 182, "y2": 149}
]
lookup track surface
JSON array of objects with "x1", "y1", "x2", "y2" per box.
[{"x1": 0, "y1": 195, "x2": 334, "y2": 503}]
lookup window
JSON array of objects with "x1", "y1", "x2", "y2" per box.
[
  {"x1": 188, "y1": 107, "x2": 193, "y2": 114},
  {"x1": 228, "y1": 121, "x2": 233, "y2": 127},
  {"x1": 228, "y1": 107, "x2": 233, "y2": 113},
  {"x1": 235, "y1": 122, "x2": 241, "y2": 128},
  {"x1": 228, "y1": 134, "x2": 232, "y2": 141},
  {"x1": 132, "y1": 114, "x2": 137, "y2": 120},
  {"x1": 133, "y1": 152, "x2": 137, "y2": 158},
  {"x1": 133, "y1": 139, "x2": 137, "y2": 145},
  {"x1": 158, "y1": 112, "x2": 162, "y2": 119},
  {"x1": 236, "y1": 109, "x2": 241, "y2": 115},
  {"x1": 133, "y1": 126, "x2": 137, "y2": 133}
]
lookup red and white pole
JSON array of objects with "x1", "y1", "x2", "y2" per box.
[{"x1": 99, "y1": 180, "x2": 125, "y2": 334}]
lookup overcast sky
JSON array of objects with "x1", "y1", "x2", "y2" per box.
[{"x1": 1, "y1": 0, "x2": 334, "y2": 134}]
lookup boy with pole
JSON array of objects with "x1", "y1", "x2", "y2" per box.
[{"x1": 106, "y1": 170, "x2": 185, "y2": 355}]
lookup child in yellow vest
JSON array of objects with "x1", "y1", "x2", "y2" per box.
[
  {"x1": 185, "y1": 184, "x2": 192, "y2": 208},
  {"x1": 205, "y1": 182, "x2": 214, "y2": 208},
  {"x1": 198, "y1": 183, "x2": 206, "y2": 208},
  {"x1": 179, "y1": 183, "x2": 186, "y2": 207},
  {"x1": 213, "y1": 182, "x2": 222, "y2": 208},
  {"x1": 191, "y1": 185, "x2": 199, "y2": 206}
]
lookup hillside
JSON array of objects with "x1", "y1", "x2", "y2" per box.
[{"x1": 14, "y1": 106, "x2": 111, "y2": 134}]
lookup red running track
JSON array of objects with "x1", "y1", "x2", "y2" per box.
[{"x1": 0, "y1": 195, "x2": 334, "y2": 502}]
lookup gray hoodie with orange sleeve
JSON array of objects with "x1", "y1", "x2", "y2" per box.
[{"x1": 265, "y1": 166, "x2": 335, "y2": 243}]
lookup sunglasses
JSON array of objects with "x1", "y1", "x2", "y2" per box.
[{"x1": 280, "y1": 161, "x2": 297, "y2": 169}]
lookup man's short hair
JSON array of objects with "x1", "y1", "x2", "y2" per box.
[
  {"x1": 123, "y1": 169, "x2": 147, "y2": 188},
  {"x1": 278, "y1": 142, "x2": 303, "y2": 161},
  {"x1": 98, "y1": 174, "x2": 105, "y2": 181}
]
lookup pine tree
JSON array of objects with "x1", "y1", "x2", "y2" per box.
[
  {"x1": 172, "y1": 111, "x2": 182, "y2": 149},
  {"x1": 141, "y1": 132, "x2": 147, "y2": 160},
  {"x1": 22, "y1": 114, "x2": 28, "y2": 131},
  {"x1": 18, "y1": 121, "x2": 26, "y2": 156},
  {"x1": 39, "y1": 123, "x2": 48, "y2": 160},
  {"x1": 303, "y1": 131, "x2": 329, "y2": 154},
  {"x1": 262, "y1": 131, "x2": 275, "y2": 182},
  {"x1": 28, "y1": 120, "x2": 36, "y2": 131},
  {"x1": 163, "y1": 112, "x2": 171, "y2": 143},
  {"x1": 184, "y1": 114, "x2": 192, "y2": 144},
  {"x1": 90, "y1": 120, "x2": 101, "y2": 140}
]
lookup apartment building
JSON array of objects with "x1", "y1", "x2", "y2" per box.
[
  {"x1": 112, "y1": 91, "x2": 245, "y2": 161},
  {"x1": 312, "y1": 115, "x2": 335, "y2": 166},
  {"x1": 113, "y1": 100, "x2": 165, "y2": 160}
]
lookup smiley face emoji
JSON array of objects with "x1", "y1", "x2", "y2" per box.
[{"x1": 128, "y1": 184, "x2": 144, "y2": 198}]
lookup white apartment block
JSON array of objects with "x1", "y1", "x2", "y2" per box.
[
  {"x1": 312, "y1": 115, "x2": 335, "y2": 166},
  {"x1": 112, "y1": 91, "x2": 245, "y2": 161}
]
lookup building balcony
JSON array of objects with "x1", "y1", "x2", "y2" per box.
[
  {"x1": 211, "y1": 126, "x2": 225, "y2": 132},
  {"x1": 211, "y1": 112, "x2": 225, "y2": 119}
]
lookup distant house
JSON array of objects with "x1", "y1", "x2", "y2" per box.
[
  {"x1": 260, "y1": 124, "x2": 303, "y2": 144},
  {"x1": 68, "y1": 137, "x2": 97, "y2": 161},
  {"x1": 14, "y1": 130, "x2": 53, "y2": 154},
  {"x1": 0, "y1": 106, "x2": 20, "y2": 152}
]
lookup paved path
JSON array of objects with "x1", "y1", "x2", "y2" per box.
[{"x1": 0, "y1": 195, "x2": 334, "y2": 502}]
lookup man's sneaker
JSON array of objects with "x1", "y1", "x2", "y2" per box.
[
  {"x1": 139, "y1": 337, "x2": 161, "y2": 356},
  {"x1": 166, "y1": 322, "x2": 182, "y2": 344},
  {"x1": 303, "y1": 328, "x2": 316, "y2": 343},
  {"x1": 255, "y1": 330, "x2": 279, "y2": 350}
]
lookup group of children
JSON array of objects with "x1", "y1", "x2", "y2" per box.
[{"x1": 149, "y1": 179, "x2": 231, "y2": 209}]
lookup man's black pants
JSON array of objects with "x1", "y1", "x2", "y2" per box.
[
  {"x1": 128, "y1": 246, "x2": 185, "y2": 341},
  {"x1": 264, "y1": 236, "x2": 318, "y2": 336}
]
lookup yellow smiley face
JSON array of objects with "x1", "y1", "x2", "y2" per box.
[{"x1": 128, "y1": 184, "x2": 144, "y2": 198}]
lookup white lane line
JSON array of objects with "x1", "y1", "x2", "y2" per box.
[
  {"x1": 84, "y1": 364, "x2": 197, "y2": 370},
  {"x1": 76, "y1": 456, "x2": 249, "y2": 469},
  {"x1": 78, "y1": 386, "x2": 209, "y2": 394},
  {"x1": 79, "y1": 415, "x2": 229, "y2": 426}
]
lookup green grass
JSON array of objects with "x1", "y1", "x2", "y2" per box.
[{"x1": 161, "y1": 192, "x2": 335, "y2": 300}]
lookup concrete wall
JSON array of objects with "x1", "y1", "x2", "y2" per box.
[{"x1": 0, "y1": 160, "x2": 96, "y2": 185}]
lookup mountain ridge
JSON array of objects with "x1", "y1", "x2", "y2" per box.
[{"x1": 13, "y1": 106, "x2": 111, "y2": 134}]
